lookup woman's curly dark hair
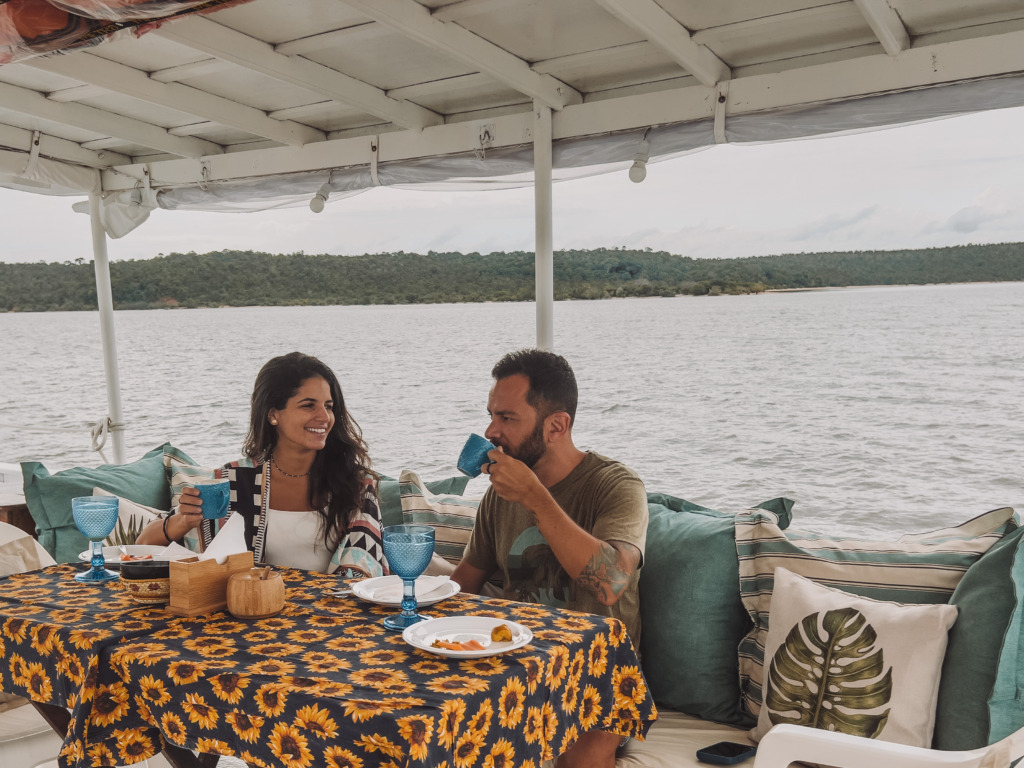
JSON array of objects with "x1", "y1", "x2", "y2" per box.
[{"x1": 243, "y1": 352, "x2": 373, "y2": 551}]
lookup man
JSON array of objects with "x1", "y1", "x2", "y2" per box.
[{"x1": 452, "y1": 348, "x2": 648, "y2": 768}]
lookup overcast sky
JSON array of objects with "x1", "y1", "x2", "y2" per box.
[{"x1": 4, "y1": 105, "x2": 1024, "y2": 265}]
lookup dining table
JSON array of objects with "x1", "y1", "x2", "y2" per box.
[{"x1": 1, "y1": 563, "x2": 658, "y2": 768}]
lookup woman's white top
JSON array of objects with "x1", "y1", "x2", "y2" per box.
[{"x1": 262, "y1": 508, "x2": 333, "y2": 572}]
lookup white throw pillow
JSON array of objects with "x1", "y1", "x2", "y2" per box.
[{"x1": 753, "y1": 567, "x2": 957, "y2": 748}]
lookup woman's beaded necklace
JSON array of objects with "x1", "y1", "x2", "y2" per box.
[{"x1": 271, "y1": 452, "x2": 311, "y2": 478}]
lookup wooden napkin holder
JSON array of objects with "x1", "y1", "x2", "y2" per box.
[{"x1": 167, "y1": 551, "x2": 254, "y2": 616}]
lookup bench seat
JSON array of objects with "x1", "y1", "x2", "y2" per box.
[{"x1": 618, "y1": 710, "x2": 753, "y2": 768}]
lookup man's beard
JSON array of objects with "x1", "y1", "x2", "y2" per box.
[{"x1": 507, "y1": 417, "x2": 547, "y2": 468}]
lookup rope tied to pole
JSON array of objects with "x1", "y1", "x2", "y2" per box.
[
  {"x1": 89, "y1": 420, "x2": 110, "y2": 463},
  {"x1": 88, "y1": 417, "x2": 125, "y2": 464},
  {"x1": 0, "y1": 417, "x2": 126, "y2": 465}
]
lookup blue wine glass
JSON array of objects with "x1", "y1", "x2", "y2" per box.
[
  {"x1": 72, "y1": 496, "x2": 120, "y2": 583},
  {"x1": 381, "y1": 525, "x2": 435, "y2": 631}
]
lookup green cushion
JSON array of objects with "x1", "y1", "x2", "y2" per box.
[
  {"x1": 377, "y1": 474, "x2": 471, "y2": 529},
  {"x1": 737, "y1": 506, "x2": 1017, "y2": 721},
  {"x1": 639, "y1": 493, "x2": 792, "y2": 728},
  {"x1": 934, "y1": 524, "x2": 1024, "y2": 750},
  {"x1": 21, "y1": 444, "x2": 190, "y2": 563}
]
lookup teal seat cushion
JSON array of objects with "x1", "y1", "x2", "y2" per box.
[
  {"x1": 639, "y1": 493, "x2": 793, "y2": 728},
  {"x1": 934, "y1": 523, "x2": 1024, "y2": 750},
  {"x1": 377, "y1": 474, "x2": 471, "y2": 530},
  {"x1": 21, "y1": 443, "x2": 192, "y2": 564}
]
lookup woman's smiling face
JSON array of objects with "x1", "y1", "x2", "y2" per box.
[{"x1": 268, "y1": 375, "x2": 335, "y2": 453}]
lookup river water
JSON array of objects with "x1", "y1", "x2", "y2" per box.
[{"x1": 2, "y1": 282, "x2": 1021, "y2": 537}]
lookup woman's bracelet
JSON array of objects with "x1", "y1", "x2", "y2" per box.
[{"x1": 162, "y1": 506, "x2": 181, "y2": 544}]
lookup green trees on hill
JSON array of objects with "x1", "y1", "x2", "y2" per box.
[{"x1": 1, "y1": 243, "x2": 1022, "y2": 312}]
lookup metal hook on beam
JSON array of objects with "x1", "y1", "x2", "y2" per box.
[
  {"x1": 714, "y1": 82, "x2": 730, "y2": 144},
  {"x1": 370, "y1": 137, "x2": 381, "y2": 187}
]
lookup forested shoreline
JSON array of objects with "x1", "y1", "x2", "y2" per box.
[{"x1": 2, "y1": 242, "x2": 1023, "y2": 312}]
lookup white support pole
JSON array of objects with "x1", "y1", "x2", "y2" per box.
[
  {"x1": 533, "y1": 100, "x2": 554, "y2": 351},
  {"x1": 89, "y1": 193, "x2": 127, "y2": 464}
]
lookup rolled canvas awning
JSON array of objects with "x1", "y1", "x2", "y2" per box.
[{"x1": 0, "y1": 0, "x2": 256, "y2": 64}]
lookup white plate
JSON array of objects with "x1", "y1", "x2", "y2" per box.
[
  {"x1": 77, "y1": 545, "x2": 192, "y2": 566},
  {"x1": 403, "y1": 616, "x2": 533, "y2": 658},
  {"x1": 351, "y1": 575, "x2": 460, "y2": 606}
]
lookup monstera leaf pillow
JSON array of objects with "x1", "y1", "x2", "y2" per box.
[{"x1": 752, "y1": 567, "x2": 958, "y2": 748}]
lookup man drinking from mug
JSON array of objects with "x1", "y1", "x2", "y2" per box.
[{"x1": 452, "y1": 348, "x2": 648, "y2": 768}]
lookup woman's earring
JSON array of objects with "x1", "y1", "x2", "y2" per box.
[{"x1": 270, "y1": 419, "x2": 278, "y2": 425}]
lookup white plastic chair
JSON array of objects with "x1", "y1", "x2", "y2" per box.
[{"x1": 753, "y1": 723, "x2": 1024, "y2": 768}]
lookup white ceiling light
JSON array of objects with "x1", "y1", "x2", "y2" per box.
[
  {"x1": 629, "y1": 131, "x2": 650, "y2": 183},
  {"x1": 309, "y1": 181, "x2": 331, "y2": 213}
]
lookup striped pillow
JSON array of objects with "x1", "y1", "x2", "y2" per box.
[
  {"x1": 163, "y1": 453, "x2": 257, "y2": 510},
  {"x1": 163, "y1": 454, "x2": 217, "y2": 510},
  {"x1": 398, "y1": 470, "x2": 480, "y2": 566},
  {"x1": 163, "y1": 453, "x2": 253, "y2": 553},
  {"x1": 736, "y1": 506, "x2": 1017, "y2": 719}
]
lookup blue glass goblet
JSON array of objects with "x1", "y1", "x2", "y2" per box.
[
  {"x1": 381, "y1": 525, "x2": 435, "y2": 631},
  {"x1": 72, "y1": 496, "x2": 120, "y2": 583}
]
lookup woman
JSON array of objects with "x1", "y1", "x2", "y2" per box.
[{"x1": 139, "y1": 352, "x2": 387, "y2": 576}]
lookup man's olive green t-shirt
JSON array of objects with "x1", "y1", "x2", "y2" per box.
[{"x1": 462, "y1": 451, "x2": 648, "y2": 643}]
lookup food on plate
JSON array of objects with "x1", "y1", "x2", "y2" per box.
[
  {"x1": 120, "y1": 553, "x2": 154, "y2": 561},
  {"x1": 490, "y1": 623, "x2": 513, "y2": 642},
  {"x1": 431, "y1": 638, "x2": 487, "y2": 651}
]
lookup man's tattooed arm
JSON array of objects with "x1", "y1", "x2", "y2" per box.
[{"x1": 576, "y1": 541, "x2": 642, "y2": 606}]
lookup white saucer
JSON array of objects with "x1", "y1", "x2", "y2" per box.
[
  {"x1": 403, "y1": 616, "x2": 533, "y2": 658},
  {"x1": 77, "y1": 545, "x2": 192, "y2": 566},
  {"x1": 351, "y1": 575, "x2": 460, "y2": 606}
]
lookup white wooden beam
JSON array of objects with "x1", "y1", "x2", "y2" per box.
[
  {"x1": 101, "y1": 25, "x2": 1024, "y2": 192},
  {"x1": 274, "y1": 23, "x2": 381, "y2": 56},
  {"x1": 46, "y1": 84, "x2": 108, "y2": 103},
  {"x1": 23, "y1": 54, "x2": 325, "y2": 148},
  {"x1": 168, "y1": 121, "x2": 218, "y2": 137},
  {"x1": 153, "y1": 16, "x2": 443, "y2": 131},
  {"x1": 149, "y1": 58, "x2": 227, "y2": 83},
  {"x1": 593, "y1": 0, "x2": 730, "y2": 87},
  {"x1": 0, "y1": 81, "x2": 221, "y2": 159},
  {"x1": 0, "y1": 124, "x2": 130, "y2": 167},
  {"x1": 267, "y1": 101, "x2": 338, "y2": 121},
  {"x1": 387, "y1": 73, "x2": 494, "y2": 100},
  {"x1": 531, "y1": 41, "x2": 652, "y2": 75},
  {"x1": 326, "y1": 123, "x2": 402, "y2": 141},
  {"x1": 853, "y1": 0, "x2": 910, "y2": 56},
  {"x1": 342, "y1": 0, "x2": 582, "y2": 109},
  {"x1": 81, "y1": 137, "x2": 134, "y2": 152},
  {"x1": 433, "y1": 0, "x2": 521, "y2": 23}
]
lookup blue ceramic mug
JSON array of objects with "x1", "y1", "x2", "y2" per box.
[
  {"x1": 457, "y1": 434, "x2": 496, "y2": 477},
  {"x1": 197, "y1": 479, "x2": 230, "y2": 520}
]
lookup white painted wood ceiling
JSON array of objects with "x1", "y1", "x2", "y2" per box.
[{"x1": 2, "y1": 0, "x2": 1024, "y2": 196}]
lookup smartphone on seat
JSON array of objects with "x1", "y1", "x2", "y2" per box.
[{"x1": 696, "y1": 741, "x2": 757, "y2": 765}]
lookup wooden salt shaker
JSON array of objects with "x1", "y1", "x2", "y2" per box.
[{"x1": 226, "y1": 567, "x2": 285, "y2": 618}]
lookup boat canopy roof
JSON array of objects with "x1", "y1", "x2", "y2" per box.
[
  {"x1": 3, "y1": 0, "x2": 1024, "y2": 236},
  {"x1": 6, "y1": 0, "x2": 1024, "y2": 466}
]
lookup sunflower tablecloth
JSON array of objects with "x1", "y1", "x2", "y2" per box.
[
  {"x1": 1, "y1": 565, "x2": 657, "y2": 768},
  {"x1": 0, "y1": 564, "x2": 177, "y2": 750}
]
